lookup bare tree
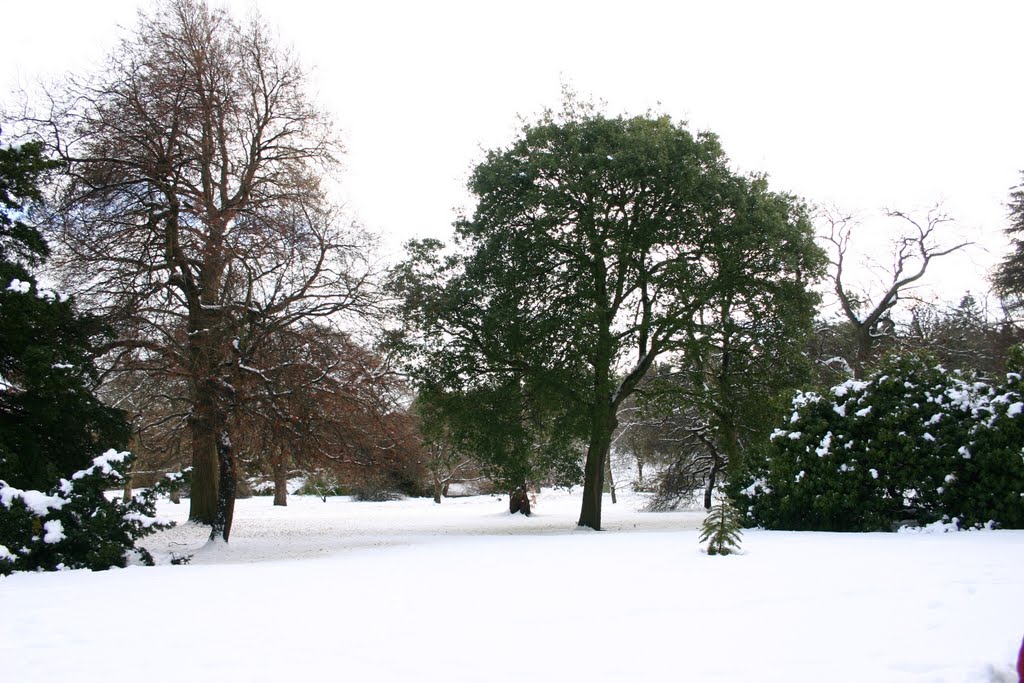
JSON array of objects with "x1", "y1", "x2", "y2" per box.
[
  {"x1": 902, "y1": 293, "x2": 1023, "y2": 376},
  {"x1": 20, "y1": 0, "x2": 379, "y2": 540},
  {"x1": 236, "y1": 326, "x2": 411, "y2": 507},
  {"x1": 822, "y1": 207, "x2": 971, "y2": 378}
]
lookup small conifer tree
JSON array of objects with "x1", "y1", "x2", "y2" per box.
[{"x1": 700, "y1": 497, "x2": 744, "y2": 555}]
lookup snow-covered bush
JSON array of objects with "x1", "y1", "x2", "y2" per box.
[
  {"x1": 734, "y1": 354, "x2": 1024, "y2": 531},
  {"x1": 0, "y1": 450, "x2": 184, "y2": 575}
]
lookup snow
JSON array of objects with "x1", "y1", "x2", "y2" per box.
[
  {"x1": 1, "y1": 490, "x2": 1022, "y2": 682},
  {"x1": 0, "y1": 485, "x2": 67, "y2": 516},
  {"x1": 122, "y1": 512, "x2": 170, "y2": 529},
  {"x1": 70, "y1": 449, "x2": 129, "y2": 481},
  {"x1": 1008, "y1": 402, "x2": 1023, "y2": 417},
  {"x1": 832, "y1": 379, "x2": 869, "y2": 398},
  {"x1": 815, "y1": 431, "x2": 833, "y2": 457},
  {"x1": 41, "y1": 520, "x2": 64, "y2": 544},
  {"x1": 5, "y1": 278, "x2": 30, "y2": 293}
]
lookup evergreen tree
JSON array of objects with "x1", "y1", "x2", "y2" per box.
[
  {"x1": 699, "y1": 497, "x2": 744, "y2": 556},
  {"x1": 0, "y1": 135, "x2": 128, "y2": 490},
  {"x1": 994, "y1": 172, "x2": 1024, "y2": 305},
  {"x1": 392, "y1": 97, "x2": 824, "y2": 530}
]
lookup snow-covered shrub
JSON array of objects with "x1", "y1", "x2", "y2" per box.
[
  {"x1": 734, "y1": 354, "x2": 1024, "y2": 531},
  {"x1": 0, "y1": 450, "x2": 184, "y2": 575}
]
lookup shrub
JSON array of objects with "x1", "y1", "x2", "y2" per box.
[
  {"x1": 734, "y1": 354, "x2": 1024, "y2": 531},
  {"x1": 350, "y1": 488, "x2": 403, "y2": 502},
  {"x1": 350, "y1": 477, "x2": 404, "y2": 502},
  {"x1": 295, "y1": 472, "x2": 350, "y2": 501},
  {"x1": 0, "y1": 449, "x2": 184, "y2": 574}
]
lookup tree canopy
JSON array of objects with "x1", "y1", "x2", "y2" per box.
[{"x1": 392, "y1": 100, "x2": 824, "y2": 529}]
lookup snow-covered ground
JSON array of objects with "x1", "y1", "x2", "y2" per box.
[{"x1": 2, "y1": 489, "x2": 1022, "y2": 682}]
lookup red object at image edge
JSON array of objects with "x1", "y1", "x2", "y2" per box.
[{"x1": 1017, "y1": 635, "x2": 1024, "y2": 683}]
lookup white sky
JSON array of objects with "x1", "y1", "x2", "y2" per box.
[{"x1": 3, "y1": 0, "x2": 1023, "y2": 305}]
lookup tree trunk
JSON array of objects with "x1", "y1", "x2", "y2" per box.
[
  {"x1": 189, "y1": 418, "x2": 219, "y2": 523},
  {"x1": 579, "y1": 393, "x2": 616, "y2": 529},
  {"x1": 433, "y1": 478, "x2": 443, "y2": 505},
  {"x1": 188, "y1": 337, "x2": 223, "y2": 523},
  {"x1": 579, "y1": 330, "x2": 616, "y2": 530},
  {"x1": 605, "y1": 449, "x2": 617, "y2": 505},
  {"x1": 187, "y1": 219, "x2": 229, "y2": 524},
  {"x1": 272, "y1": 459, "x2": 288, "y2": 507},
  {"x1": 122, "y1": 474, "x2": 133, "y2": 502},
  {"x1": 510, "y1": 486, "x2": 531, "y2": 515},
  {"x1": 854, "y1": 326, "x2": 872, "y2": 380},
  {"x1": 704, "y1": 457, "x2": 720, "y2": 510},
  {"x1": 579, "y1": 433, "x2": 609, "y2": 530},
  {"x1": 209, "y1": 428, "x2": 237, "y2": 543}
]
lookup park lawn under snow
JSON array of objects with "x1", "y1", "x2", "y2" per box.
[{"x1": 2, "y1": 490, "x2": 1022, "y2": 683}]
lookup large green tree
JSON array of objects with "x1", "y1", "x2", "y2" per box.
[
  {"x1": 0, "y1": 135, "x2": 128, "y2": 490},
  {"x1": 394, "y1": 102, "x2": 823, "y2": 529}
]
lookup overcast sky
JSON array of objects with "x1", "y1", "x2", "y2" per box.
[{"x1": 3, "y1": 0, "x2": 1022, "y2": 305}]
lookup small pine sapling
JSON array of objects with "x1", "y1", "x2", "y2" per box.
[{"x1": 700, "y1": 497, "x2": 744, "y2": 556}]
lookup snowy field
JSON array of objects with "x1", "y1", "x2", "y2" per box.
[{"x1": 2, "y1": 489, "x2": 1022, "y2": 683}]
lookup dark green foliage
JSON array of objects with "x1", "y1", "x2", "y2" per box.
[
  {"x1": 414, "y1": 383, "x2": 584, "y2": 494},
  {"x1": 734, "y1": 353, "x2": 1024, "y2": 531},
  {"x1": 636, "y1": 174, "x2": 825, "y2": 508},
  {"x1": 0, "y1": 136, "x2": 129, "y2": 490},
  {"x1": 0, "y1": 138, "x2": 54, "y2": 266},
  {"x1": 994, "y1": 173, "x2": 1024, "y2": 304},
  {"x1": 0, "y1": 450, "x2": 185, "y2": 575},
  {"x1": 391, "y1": 98, "x2": 824, "y2": 529},
  {"x1": 699, "y1": 498, "x2": 744, "y2": 555},
  {"x1": 0, "y1": 280, "x2": 130, "y2": 490}
]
